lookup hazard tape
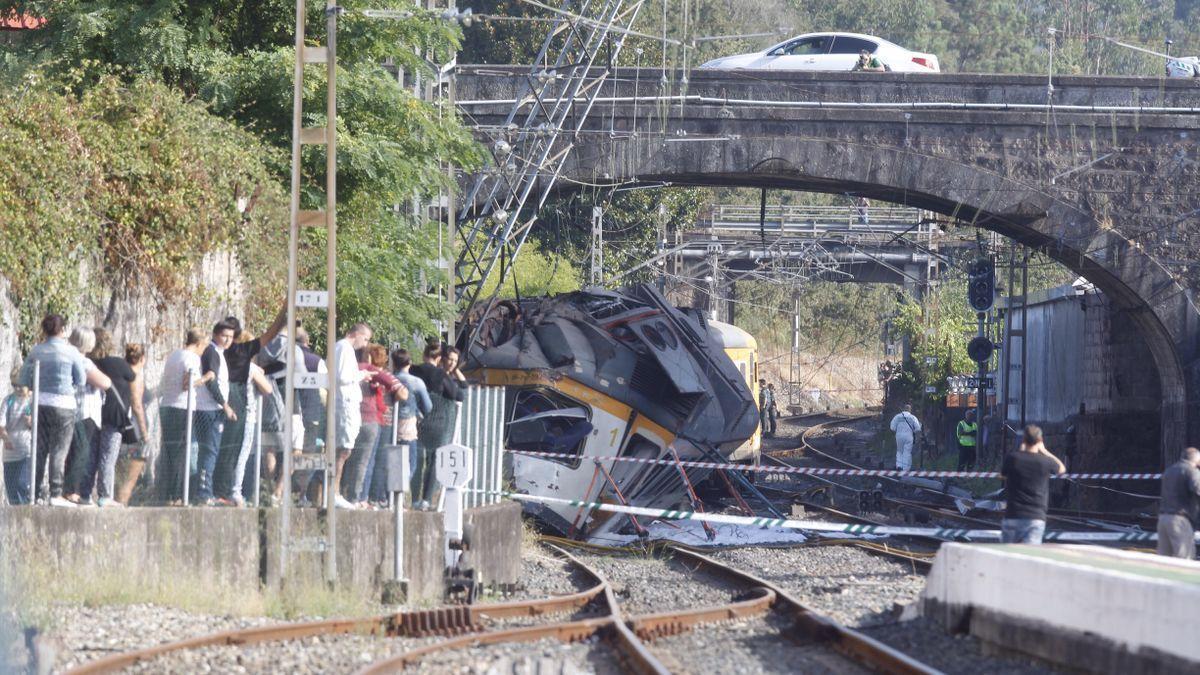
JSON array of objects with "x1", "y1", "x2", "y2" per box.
[
  {"x1": 507, "y1": 449, "x2": 1162, "y2": 481},
  {"x1": 479, "y1": 489, "x2": 1182, "y2": 543}
]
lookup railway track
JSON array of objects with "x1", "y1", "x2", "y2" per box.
[
  {"x1": 65, "y1": 544, "x2": 942, "y2": 675},
  {"x1": 771, "y1": 410, "x2": 1149, "y2": 543}
]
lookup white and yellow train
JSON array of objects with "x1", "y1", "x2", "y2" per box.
[{"x1": 465, "y1": 285, "x2": 760, "y2": 541}]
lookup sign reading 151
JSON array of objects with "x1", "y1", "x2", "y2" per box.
[{"x1": 436, "y1": 443, "x2": 474, "y2": 488}]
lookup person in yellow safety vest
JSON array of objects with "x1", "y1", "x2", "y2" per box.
[{"x1": 957, "y1": 409, "x2": 979, "y2": 471}]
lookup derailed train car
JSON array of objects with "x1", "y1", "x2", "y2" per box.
[{"x1": 463, "y1": 284, "x2": 759, "y2": 541}]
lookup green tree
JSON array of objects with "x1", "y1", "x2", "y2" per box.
[
  {"x1": 0, "y1": 75, "x2": 288, "y2": 346},
  {"x1": 1, "y1": 0, "x2": 483, "y2": 342}
]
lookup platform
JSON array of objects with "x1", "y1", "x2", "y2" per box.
[{"x1": 921, "y1": 543, "x2": 1200, "y2": 674}]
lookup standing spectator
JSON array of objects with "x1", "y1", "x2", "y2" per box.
[
  {"x1": 390, "y1": 349, "x2": 431, "y2": 506},
  {"x1": 20, "y1": 314, "x2": 88, "y2": 506},
  {"x1": 956, "y1": 409, "x2": 979, "y2": 472},
  {"x1": 213, "y1": 307, "x2": 286, "y2": 505},
  {"x1": 766, "y1": 383, "x2": 780, "y2": 436},
  {"x1": 889, "y1": 404, "x2": 921, "y2": 471},
  {"x1": 193, "y1": 321, "x2": 237, "y2": 505},
  {"x1": 156, "y1": 328, "x2": 210, "y2": 505},
  {"x1": 856, "y1": 197, "x2": 870, "y2": 225},
  {"x1": 344, "y1": 344, "x2": 406, "y2": 508},
  {"x1": 0, "y1": 370, "x2": 33, "y2": 505},
  {"x1": 758, "y1": 379, "x2": 774, "y2": 438},
  {"x1": 409, "y1": 343, "x2": 458, "y2": 509},
  {"x1": 258, "y1": 321, "x2": 305, "y2": 506},
  {"x1": 1156, "y1": 446, "x2": 1200, "y2": 559},
  {"x1": 64, "y1": 327, "x2": 112, "y2": 504},
  {"x1": 114, "y1": 343, "x2": 150, "y2": 505},
  {"x1": 361, "y1": 344, "x2": 409, "y2": 505},
  {"x1": 331, "y1": 323, "x2": 373, "y2": 509},
  {"x1": 1000, "y1": 425, "x2": 1066, "y2": 544},
  {"x1": 78, "y1": 329, "x2": 135, "y2": 507},
  {"x1": 223, "y1": 331, "x2": 275, "y2": 506},
  {"x1": 286, "y1": 327, "x2": 327, "y2": 507}
]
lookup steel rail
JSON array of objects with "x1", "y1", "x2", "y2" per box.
[
  {"x1": 626, "y1": 586, "x2": 776, "y2": 640},
  {"x1": 668, "y1": 547, "x2": 943, "y2": 675},
  {"x1": 64, "y1": 547, "x2": 609, "y2": 675},
  {"x1": 358, "y1": 544, "x2": 670, "y2": 675}
]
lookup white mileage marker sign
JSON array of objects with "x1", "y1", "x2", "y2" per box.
[
  {"x1": 296, "y1": 290, "x2": 329, "y2": 307},
  {"x1": 436, "y1": 443, "x2": 474, "y2": 489}
]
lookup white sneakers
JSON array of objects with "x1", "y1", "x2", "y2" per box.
[
  {"x1": 49, "y1": 496, "x2": 77, "y2": 508},
  {"x1": 334, "y1": 494, "x2": 356, "y2": 509}
]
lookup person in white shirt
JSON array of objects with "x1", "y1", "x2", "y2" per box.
[
  {"x1": 331, "y1": 323, "x2": 372, "y2": 509},
  {"x1": 193, "y1": 321, "x2": 237, "y2": 504},
  {"x1": 156, "y1": 328, "x2": 211, "y2": 505},
  {"x1": 64, "y1": 327, "x2": 111, "y2": 505},
  {"x1": 890, "y1": 404, "x2": 922, "y2": 471}
]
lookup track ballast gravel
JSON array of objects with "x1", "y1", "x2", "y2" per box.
[{"x1": 570, "y1": 551, "x2": 736, "y2": 615}]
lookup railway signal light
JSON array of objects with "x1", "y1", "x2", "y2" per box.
[
  {"x1": 967, "y1": 258, "x2": 995, "y2": 312},
  {"x1": 967, "y1": 336, "x2": 995, "y2": 364}
]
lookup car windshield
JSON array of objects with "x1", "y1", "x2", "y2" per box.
[{"x1": 770, "y1": 36, "x2": 833, "y2": 56}]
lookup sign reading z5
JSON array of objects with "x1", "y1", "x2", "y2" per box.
[{"x1": 436, "y1": 443, "x2": 474, "y2": 489}]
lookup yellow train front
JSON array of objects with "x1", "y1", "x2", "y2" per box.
[{"x1": 464, "y1": 285, "x2": 760, "y2": 542}]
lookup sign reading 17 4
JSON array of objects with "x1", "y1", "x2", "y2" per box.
[{"x1": 436, "y1": 443, "x2": 474, "y2": 489}]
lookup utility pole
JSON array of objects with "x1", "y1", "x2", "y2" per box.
[{"x1": 282, "y1": 0, "x2": 340, "y2": 585}]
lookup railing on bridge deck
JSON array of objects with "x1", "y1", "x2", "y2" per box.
[{"x1": 704, "y1": 204, "x2": 929, "y2": 235}]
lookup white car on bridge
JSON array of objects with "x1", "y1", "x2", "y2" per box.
[{"x1": 699, "y1": 32, "x2": 940, "y2": 73}]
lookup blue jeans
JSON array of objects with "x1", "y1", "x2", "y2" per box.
[
  {"x1": 361, "y1": 424, "x2": 392, "y2": 503},
  {"x1": 1001, "y1": 518, "x2": 1046, "y2": 544},
  {"x1": 4, "y1": 458, "x2": 31, "y2": 505},
  {"x1": 194, "y1": 410, "x2": 225, "y2": 501}
]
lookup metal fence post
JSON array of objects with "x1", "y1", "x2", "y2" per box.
[
  {"x1": 494, "y1": 387, "x2": 503, "y2": 505},
  {"x1": 183, "y1": 374, "x2": 194, "y2": 506},
  {"x1": 253, "y1": 389, "x2": 264, "y2": 509},
  {"x1": 30, "y1": 361, "x2": 40, "y2": 504}
]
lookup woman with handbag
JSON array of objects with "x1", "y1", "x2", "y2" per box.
[{"x1": 80, "y1": 329, "x2": 137, "y2": 507}]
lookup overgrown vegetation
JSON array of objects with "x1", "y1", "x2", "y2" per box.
[
  {"x1": 0, "y1": 74, "x2": 288, "y2": 345},
  {"x1": 0, "y1": 0, "x2": 483, "y2": 345}
]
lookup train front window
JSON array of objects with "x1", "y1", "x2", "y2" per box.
[{"x1": 507, "y1": 389, "x2": 593, "y2": 467}]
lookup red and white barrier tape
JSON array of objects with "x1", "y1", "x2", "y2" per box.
[{"x1": 507, "y1": 449, "x2": 1161, "y2": 481}]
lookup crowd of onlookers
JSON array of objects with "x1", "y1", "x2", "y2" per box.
[{"x1": 1, "y1": 311, "x2": 468, "y2": 510}]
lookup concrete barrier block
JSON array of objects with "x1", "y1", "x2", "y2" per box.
[
  {"x1": 463, "y1": 501, "x2": 523, "y2": 587},
  {"x1": 922, "y1": 543, "x2": 1200, "y2": 673}
]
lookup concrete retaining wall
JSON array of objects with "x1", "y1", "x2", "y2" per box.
[{"x1": 0, "y1": 503, "x2": 523, "y2": 606}]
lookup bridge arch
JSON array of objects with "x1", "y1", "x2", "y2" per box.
[{"x1": 576, "y1": 136, "x2": 1194, "y2": 464}]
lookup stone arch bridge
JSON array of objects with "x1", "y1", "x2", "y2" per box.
[{"x1": 456, "y1": 66, "x2": 1200, "y2": 463}]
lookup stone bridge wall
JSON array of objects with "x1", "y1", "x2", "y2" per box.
[{"x1": 456, "y1": 67, "x2": 1200, "y2": 464}]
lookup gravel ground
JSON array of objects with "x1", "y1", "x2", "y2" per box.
[
  {"x1": 863, "y1": 618, "x2": 1060, "y2": 674},
  {"x1": 43, "y1": 544, "x2": 605, "y2": 674},
  {"x1": 478, "y1": 548, "x2": 595, "y2": 604},
  {"x1": 711, "y1": 546, "x2": 924, "y2": 627},
  {"x1": 650, "y1": 614, "x2": 867, "y2": 675},
  {"x1": 45, "y1": 604, "x2": 279, "y2": 672},
  {"x1": 123, "y1": 632, "x2": 434, "y2": 675},
  {"x1": 571, "y1": 552, "x2": 735, "y2": 615},
  {"x1": 413, "y1": 636, "x2": 622, "y2": 675}
]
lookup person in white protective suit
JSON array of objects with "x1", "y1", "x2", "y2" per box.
[{"x1": 889, "y1": 404, "x2": 921, "y2": 471}]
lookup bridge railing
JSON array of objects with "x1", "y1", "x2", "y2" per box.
[{"x1": 697, "y1": 204, "x2": 933, "y2": 241}]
